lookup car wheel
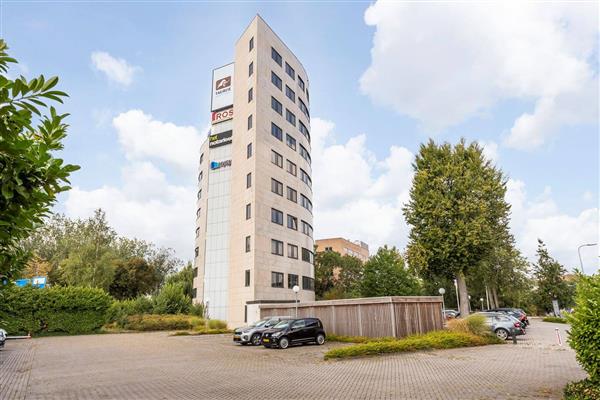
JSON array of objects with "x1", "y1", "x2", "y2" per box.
[
  {"x1": 316, "y1": 333, "x2": 325, "y2": 345},
  {"x1": 251, "y1": 333, "x2": 261, "y2": 346},
  {"x1": 495, "y1": 328, "x2": 509, "y2": 340},
  {"x1": 278, "y1": 337, "x2": 289, "y2": 349}
]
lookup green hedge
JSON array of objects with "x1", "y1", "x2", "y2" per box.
[
  {"x1": 324, "y1": 331, "x2": 501, "y2": 360},
  {"x1": 564, "y1": 378, "x2": 600, "y2": 400},
  {"x1": 0, "y1": 285, "x2": 112, "y2": 335},
  {"x1": 542, "y1": 316, "x2": 568, "y2": 323}
]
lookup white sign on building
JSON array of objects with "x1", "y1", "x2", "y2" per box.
[{"x1": 211, "y1": 63, "x2": 235, "y2": 111}]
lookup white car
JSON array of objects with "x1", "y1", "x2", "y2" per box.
[{"x1": 0, "y1": 329, "x2": 6, "y2": 349}]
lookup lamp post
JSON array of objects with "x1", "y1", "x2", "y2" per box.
[
  {"x1": 468, "y1": 295, "x2": 471, "y2": 313},
  {"x1": 205, "y1": 298, "x2": 210, "y2": 322},
  {"x1": 480, "y1": 298, "x2": 484, "y2": 311},
  {"x1": 577, "y1": 243, "x2": 597, "y2": 275},
  {"x1": 292, "y1": 285, "x2": 300, "y2": 318},
  {"x1": 439, "y1": 288, "x2": 446, "y2": 320},
  {"x1": 453, "y1": 279, "x2": 460, "y2": 312}
]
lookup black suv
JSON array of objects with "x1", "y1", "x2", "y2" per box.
[{"x1": 261, "y1": 318, "x2": 326, "y2": 349}]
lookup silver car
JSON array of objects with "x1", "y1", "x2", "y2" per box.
[
  {"x1": 0, "y1": 329, "x2": 6, "y2": 349},
  {"x1": 474, "y1": 312, "x2": 526, "y2": 340},
  {"x1": 233, "y1": 316, "x2": 291, "y2": 346}
]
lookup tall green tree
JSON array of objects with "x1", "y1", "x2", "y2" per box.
[
  {"x1": 109, "y1": 258, "x2": 160, "y2": 300},
  {"x1": 360, "y1": 246, "x2": 421, "y2": 297},
  {"x1": 0, "y1": 40, "x2": 79, "y2": 280},
  {"x1": 532, "y1": 239, "x2": 575, "y2": 313},
  {"x1": 403, "y1": 139, "x2": 511, "y2": 316},
  {"x1": 338, "y1": 255, "x2": 364, "y2": 297},
  {"x1": 164, "y1": 263, "x2": 194, "y2": 299},
  {"x1": 314, "y1": 250, "x2": 341, "y2": 299}
]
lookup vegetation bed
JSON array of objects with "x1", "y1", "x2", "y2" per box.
[{"x1": 542, "y1": 316, "x2": 568, "y2": 323}]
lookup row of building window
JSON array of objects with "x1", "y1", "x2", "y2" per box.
[
  {"x1": 270, "y1": 207, "x2": 313, "y2": 237},
  {"x1": 270, "y1": 271, "x2": 314, "y2": 291},
  {"x1": 271, "y1": 46, "x2": 308, "y2": 101},
  {"x1": 271, "y1": 122, "x2": 311, "y2": 164},
  {"x1": 270, "y1": 239, "x2": 314, "y2": 263},
  {"x1": 271, "y1": 71, "x2": 309, "y2": 121},
  {"x1": 271, "y1": 149, "x2": 311, "y2": 190},
  {"x1": 270, "y1": 177, "x2": 312, "y2": 213}
]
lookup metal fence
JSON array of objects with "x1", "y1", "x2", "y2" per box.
[{"x1": 259, "y1": 296, "x2": 443, "y2": 338}]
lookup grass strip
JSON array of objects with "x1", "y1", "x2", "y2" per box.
[{"x1": 542, "y1": 316, "x2": 568, "y2": 324}]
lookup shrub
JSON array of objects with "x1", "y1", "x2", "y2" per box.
[
  {"x1": 564, "y1": 378, "x2": 600, "y2": 400},
  {"x1": 189, "y1": 303, "x2": 205, "y2": 317},
  {"x1": 327, "y1": 334, "x2": 396, "y2": 343},
  {"x1": 0, "y1": 285, "x2": 111, "y2": 335},
  {"x1": 324, "y1": 331, "x2": 501, "y2": 360},
  {"x1": 153, "y1": 283, "x2": 191, "y2": 314},
  {"x1": 118, "y1": 314, "x2": 194, "y2": 331},
  {"x1": 447, "y1": 314, "x2": 490, "y2": 337},
  {"x1": 207, "y1": 319, "x2": 227, "y2": 329},
  {"x1": 543, "y1": 316, "x2": 568, "y2": 324},
  {"x1": 106, "y1": 296, "x2": 154, "y2": 324},
  {"x1": 567, "y1": 274, "x2": 600, "y2": 386}
]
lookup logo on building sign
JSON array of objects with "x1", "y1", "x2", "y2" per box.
[
  {"x1": 215, "y1": 76, "x2": 231, "y2": 91},
  {"x1": 212, "y1": 107, "x2": 233, "y2": 124},
  {"x1": 210, "y1": 160, "x2": 232, "y2": 170},
  {"x1": 208, "y1": 130, "x2": 232, "y2": 148}
]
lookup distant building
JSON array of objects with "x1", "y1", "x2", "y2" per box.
[{"x1": 315, "y1": 238, "x2": 370, "y2": 262}]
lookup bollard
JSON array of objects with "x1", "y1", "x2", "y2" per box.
[
  {"x1": 555, "y1": 328, "x2": 563, "y2": 346},
  {"x1": 511, "y1": 328, "x2": 517, "y2": 344}
]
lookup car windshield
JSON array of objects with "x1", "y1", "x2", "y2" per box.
[
  {"x1": 273, "y1": 320, "x2": 291, "y2": 328},
  {"x1": 250, "y1": 318, "x2": 270, "y2": 328}
]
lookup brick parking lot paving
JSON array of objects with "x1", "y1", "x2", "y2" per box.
[{"x1": 0, "y1": 320, "x2": 586, "y2": 400}]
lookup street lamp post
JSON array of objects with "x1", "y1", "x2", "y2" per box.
[
  {"x1": 292, "y1": 285, "x2": 300, "y2": 318},
  {"x1": 453, "y1": 279, "x2": 460, "y2": 312},
  {"x1": 577, "y1": 243, "x2": 597, "y2": 275},
  {"x1": 439, "y1": 288, "x2": 446, "y2": 320},
  {"x1": 480, "y1": 298, "x2": 484, "y2": 311},
  {"x1": 468, "y1": 295, "x2": 471, "y2": 313}
]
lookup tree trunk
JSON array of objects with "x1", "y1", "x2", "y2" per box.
[
  {"x1": 491, "y1": 286, "x2": 500, "y2": 308},
  {"x1": 456, "y1": 272, "x2": 470, "y2": 316}
]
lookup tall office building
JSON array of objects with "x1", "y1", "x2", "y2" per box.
[{"x1": 193, "y1": 16, "x2": 315, "y2": 327}]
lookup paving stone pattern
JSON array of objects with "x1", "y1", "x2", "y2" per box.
[{"x1": 0, "y1": 320, "x2": 586, "y2": 399}]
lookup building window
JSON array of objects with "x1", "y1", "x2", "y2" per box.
[
  {"x1": 246, "y1": 203, "x2": 251, "y2": 220},
  {"x1": 245, "y1": 270, "x2": 250, "y2": 287},
  {"x1": 271, "y1": 271, "x2": 284, "y2": 288},
  {"x1": 286, "y1": 186, "x2": 297, "y2": 203},
  {"x1": 287, "y1": 243, "x2": 298, "y2": 259},
  {"x1": 288, "y1": 273, "x2": 299, "y2": 289},
  {"x1": 271, "y1": 47, "x2": 282, "y2": 66},
  {"x1": 302, "y1": 248, "x2": 314, "y2": 264},
  {"x1": 271, "y1": 178, "x2": 283, "y2": 196},
  {"x1": 271, "y1": 96, "x2": 282, "y2": 115},
  {"x1": 271, "y1": 71, "x2": 282, "y2": 90},
  {"x1": 193, "y1": 267, "x2": 198, "y2": 277},
  {"x1": 285, "y1": 62, "x2": 295, "y2": 80},
  {"x1": 287, "y1": 214, "x2": 298, "y2": 230},
  {"x1": 301, "y1": 194, "x2": 312, "y2": 212},
  {"x1": 286, "y1": 159, "x2": 297, "y2": 176},
  {"x1": 249, "y1": 36, "x2": 254, "y2": 51},
  {"x1": 299, "y1": 144, "x2": 311, "y2": 164},
  {"x1": 198, "y1": 171, "x2": 203, "y2": 182},
  {"x1": 195, "y1": 227, "x2": 200, "y2": 237},
  {"x1": 247, "y1": 114, "x2": 253, "y2": 130},
  {"x1": 246, "y1": 172, "x2": 252, "y2": 188},
  {"x1": 306, "y1": 89, "x2": 310, "y2": 103},
  {"x1": 271, "y1": 150, "x2": 283, "y2": 168},
  {"x1": 302, "y1": 276, "x2": 314, "y2": 291},
  {"x1": 300, "y1": 169, "x2": 312, "y2": 188},
  {"x1": 194, "y1": 247, "x2": 199, "y2": 257},
  {"x1": 298, "y1": 76, "x2": 305, "y2": 91},
  {"x1": 197, "y1": 189, "x2": 202, "y2": 199},
  {"x1": 285, "y1": 85, "x2": 295, "y2": 102},
  {"x1": 271, "y1": 240, "x2": 284, "y2": 256},
  {"x1": 248, "y1": 87, "x2": 253, "y2": 102},
  {"x1": 271, "y1": 122, "x2": 283, "y2": 141},
  {"x1": 196, "y1": 208, "x2": 201, "y2": 217},
  {"x1": 299, "y1": 121, "x2": 310, "y2": 143},
  {"x1": 247, "y1": 142, "x2": 253, "y2": 158},
  {"x1": 249, "y1": 61, "x2": 254, "y2": 77},
  {"x1": 199, "y1": 153, "x2": 204, "y2": 164},
  {"x1": 299, "y1": 98, "x2": 310, "y2": 120},
  {"x1": 192, "y1": 288, "x2": 197, "y2": 299},
  {"x1": 286, "y1": 134, "x2": 296, "y2": 150},
  {"x1": 245, "y1": 236, "x2": 251, "y2": 252},
  {"x1": 271, "y1": 208, "x2": 283, "y2": 225},
  {"x1": 286, "y1": 109, "x2": 296, "y2": 126},
  {"x1": 301, "y1": 220, "x2": 313, "y2": 237}
]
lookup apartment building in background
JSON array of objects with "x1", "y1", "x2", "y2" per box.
[
  {"x1": 193, "y1": 15, "x2": 315, "y2": 327},
  {"x1": 315, "y1": 238, "x2": 370, "y2": 263}
]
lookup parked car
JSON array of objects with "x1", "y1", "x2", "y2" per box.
[
  {"x1": 487, "y1": 308, "x2": 529, "y2": 326},
  {"x1": 474, "y1": 312, "x2": 525, "y2": 340},
  {"x1": 444, "y1": 310, "x2": 459, "y2": 319},
  {"x1": 233, "y1": 316, "x2": 291, "y2": 345},
  {"x1": 0, "y1": 329, "x2": 6, "y2": 349},
  {"x1": 261, "y1": 318, "x2": 326, "y2": 349}
]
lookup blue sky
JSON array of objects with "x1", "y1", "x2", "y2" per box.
[{"x1": 3, "y1": 1, "x2": 598, "y2": 273}]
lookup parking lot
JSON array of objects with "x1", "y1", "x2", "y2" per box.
[{"x1": 0, "y1": 320, "x2": 586, "y2": 399}]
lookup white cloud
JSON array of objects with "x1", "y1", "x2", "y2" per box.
[
  {"x1": 91, "y1": 51, "x2": 140, "y2": 87},
  {"x1": 477, "y1": 140, "x2": 499, "y2": 163},
  {"x1": 506, "y1": 179, "x2": 599, "y2": 273},
  {"x1": 64, "y1": 111, "x2": 204, "y2": 261},
  {"x1": 113, "y1": 110, "x2": 204, "y2": 174},
  {"x1": 360, "y1": 1, "x2": 598, "y2": 148}
]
